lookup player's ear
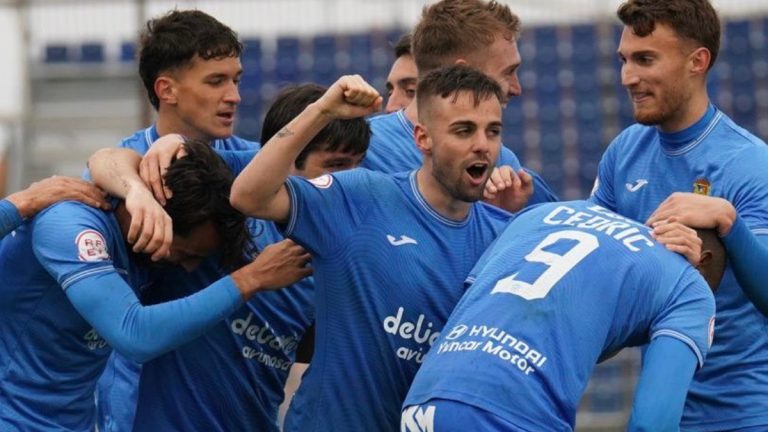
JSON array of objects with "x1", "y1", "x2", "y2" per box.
[
  {"x1": 414, "y1": 123, "x2": 432, "y2": 156},
  {"x1": 697, "y1": 249, "x2": 713, "y2": 269},
  {"x1": 689, "y1": 47, "x2": 711, "y2": 76},
  {"x1": 155, "y1": 75, "x2": 178, "y2": 106},
  {"x1": 454, "y1": 58, "x2": 469, "y2": 67}
]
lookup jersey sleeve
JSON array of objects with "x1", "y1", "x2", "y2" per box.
[
  {"x1": 0, "y1": 199, "x2": 23, "y2": 238},
  {"x1": 215, "y1": 149, "x2": 257, "y2": 177},
  {"x1": 32, "y1": 202, "x2": 120, "y2": 290},
  {"x1": 725, "y1": 148, "x2": 768, "y2": 234},
  {"x1": 650, "y1": 268, "x2": 716, "y2": 368},
  {"x1": 497, "y1": 146, "x2": 523, "y2": 170},
  {"x1": 589, "y1": 137, "x2": 618, "y2": 211},
  {"x1": 283, "y1": 169, "x2": 374, "y2": 258}
]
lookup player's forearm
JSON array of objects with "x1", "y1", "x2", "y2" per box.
[
  {"x1": 722, "y1": 216, "x2": 768, "y2": 315},
  {"x1": 230, "y1": 102, "x2": 332, "y2": 218},
  {"x1": 0, "y1": 199, "x2": 23, "y2": 237},
  {"x1": 67, "y1": 272, "x2": 243, "y2": 363},
  {"x1": 629, "y1": 336, "x2": 698, "y2": 432},
  {"x1": 88, "y1": 148, "x2": 144, "y2": 199}
]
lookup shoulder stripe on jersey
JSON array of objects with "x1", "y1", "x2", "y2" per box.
[
  {"x1": 752, "y1": 228, "x2": 768, "y2": 236},
  {"x1": 396, "y1": 110, "x2": 414, "y2": 135},
  {"x1": 408, "y1": 171, "x2": 472, "y2": 227},
  {"x1": 664, "y1": 111, "x2": 723, "y2": 157},
  {"x1": 651, "y1": 329, "x2": 704, "y2": 368},
  {"x1": 61, "y1": 266, "x2": 125, "y2": 290}
]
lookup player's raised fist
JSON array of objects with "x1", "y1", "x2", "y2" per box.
[{"x1": 316, "y1": 74, "x2": 382, "y2": 120}]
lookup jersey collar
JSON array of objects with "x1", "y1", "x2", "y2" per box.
[{"x1": 658, "y1": 104, "x2": 721, "y2": 156}]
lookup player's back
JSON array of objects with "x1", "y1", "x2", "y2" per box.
[{"x1": 404, "y1": 200, "x2": 714, "y2": 431}]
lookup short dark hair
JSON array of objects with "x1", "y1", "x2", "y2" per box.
[
  {"x1": 260, "y1": 84, "x2": 371, "y2": 170},
  {"x1": 393, "y1": 33, "x2": 412, "y2": 59},
  {"x1": 416, "y1": 65, "x2": 503, "y2": 120},
  {"x1": 412, "y1": 0, "x2": 521, "y2": 75},
  {"x1": 163, "y1": 139, "x2": 252, "y2": 270},
  {"x1": 617, "y1": 0, "x2": 720, "y2": 70},
  {"x1": 139, "y1": 10, "x2": 243, "y2": 110}
]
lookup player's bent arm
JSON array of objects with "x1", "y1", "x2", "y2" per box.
[
  {"x1": 628, "y1": 336, "x2": 699, "y2": 432},
  {"x1": 231, "y1": 74, "x2": 381, "y2": 223},
  {"x1": 230, "y1": 102, "x2": 332, "y2": 223},
  {"x1": 66, "y1": 272, "x2": 244, "y2": 364},
  {"x1": 88, "y1": 147, "x2": 144, "y2": 199},
  {"x1": 88, "y1": 147, "x2": 172, "y2": 260},
  {"x1": 721, "y1": 216, "x2": 768, "y2": 315},
  {"x1": 0, "y1": 198, "x2": 23, "y2": 238}
]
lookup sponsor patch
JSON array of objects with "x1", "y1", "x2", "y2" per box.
[
  {"x1": 76, "y1": 230, "x2": 109, "y2": 262},
  {"x1": 308, "y1": 174, "x2": 333, "y2": 189},
  {"x1": 693, "y1": 178, "x2": 711, "y2": 196}
]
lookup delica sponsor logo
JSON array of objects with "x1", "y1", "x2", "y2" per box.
[
  {"x1": 436, "y1": 324, "x2": 547, "y2": 376},
  {"x1": 383, "y1": 307, "x2": 440, "y2": 364},
  {"x1": 231, "y1": 312, "x2": 299, "y2": 371},
  {"x1": 83, "y1": 328, "x2": 108, "y2": 351}
]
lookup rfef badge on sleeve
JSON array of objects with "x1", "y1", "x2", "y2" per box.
[{"x1": 76, "y1": 230, "x2": 110, "y2": 262}]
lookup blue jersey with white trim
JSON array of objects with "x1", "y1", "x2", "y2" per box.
[
  {"x1": 363, "y1": 110, "x2": 559, "y2": 205},
  {"x1": 405, "y1": 200, "x2": 715, "y2": 431},
  {"x1": 97, "y1": 125, "x2": 262, "y2": 432},
  {"x1": 110, "y1": 138, "x2": 314, "y2": 432},
  {"x1": 281, "y1": 168, "x2": 511, "y2": 431},
  {"x1": 0, "y1": 201, "x2": 148, "y2": 431},
  {"x1": 591, "y1": 105, "x2": 768, "y2": 431}
]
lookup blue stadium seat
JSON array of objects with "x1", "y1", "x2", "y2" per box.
[
  {"x1": 275, "y1": 37, "x2": 302, "y2": 84},
  {"x1": 80, "y1": 43, "x2": 104, "y2": 63},
  {"x1": 347, "y1": 33, "x2": 375, "y2": 78},
  {"x1": 45, "y1": 44, "x2": 70, "y2": 63},
  {"x1": 120, "y1": 42, "x2": 135, "y2": 63},
  {"x1": 312, "y1": 35, "x2": 338, "y2": 86}
]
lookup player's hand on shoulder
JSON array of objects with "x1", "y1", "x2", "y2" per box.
[
  {"x1": 650, "y1": 217, "x2": 702, "y2": 266},
  {"x1": 124, "y1": 184, "x2": 172, "y2": 261},
  {"x1": 140, "y1": 133, "x2": 187, "y2": 205},
  {"x1": 316, "y1": 75, "x2": 382, "y2": 120},
  {"x1": 483, "y1": 166, "x2": 533, "y2": 213},
  {"x1": 231, "y1": 239, "x2": 313, "y2": 299},
  {"x1": 7, "y1": 175, "x2": 110, "y2": 218},
  {"x1": 647, "y1": 192, "x2": 737, "y2": 237}
]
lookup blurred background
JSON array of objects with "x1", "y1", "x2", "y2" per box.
[{"x1": 0, "y1": 1, "x2": 766, "y2": 430}]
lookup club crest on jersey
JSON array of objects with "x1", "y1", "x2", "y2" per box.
[
  {"x1": 308, "y1": 174, "x2": 333, "y2": 189},
  {"x1": 76, "y1": 230, "x2": 109, "y2": 262},
  {"x1": 693, "y1": 178, "x2": 711, "y2": 196}
]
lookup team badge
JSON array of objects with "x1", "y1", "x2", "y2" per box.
[
  {"x1": 308, "y1": 174, "x2": 333, "y2": 189},
  {"x1": 693, "y1": 178, "x2": 711, "y2": 196},
  {"x1": 76, "y1": 230, "x2": 109, "y2": 262},
  {"x1": 708, "y1": 316, "x2": 716, "y2": 348}
]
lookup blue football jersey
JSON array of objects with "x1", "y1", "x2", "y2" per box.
[
  {"x1": 280, "y1": 168, "x2": 511, "y2": 431},
  {"x1": 362, "y1": 110, "x2": 559, "y2": 204},
  {"x1": 97, "y1": 125, "x2": 262, "y2": 431},
  {"x1": 0, "y1": 201, "x2": 149, "y2": 431},
  {"x1": 102, "y1": 136, "x2": 314, "y2": 431},
  {"x1": 0, "y1": 199, "x2": 22, "y2": 239},
  {"x1": 405, "y1": 201, "x2": 715, "y2": 431},
  {"x1": 591, "y1": 104, "x2": 768, "y2": 431}
]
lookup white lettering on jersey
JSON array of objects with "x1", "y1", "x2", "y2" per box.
[
  {"x1": 76, "y1": 230, "x2": 109, "y2": 262},
  {"x1": 387, "y1": 234, "x2": 418, "y2": 246},
  {"x1": 383, "y1": 307, "x2": 440, "y2": 364},
  {"x1": 401, "y1": 405, "x2": 435, "y2": 432}
]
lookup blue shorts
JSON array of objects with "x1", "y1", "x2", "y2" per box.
[{"x1": 402, "y1": 398, "x2": 520, "y2": 431}]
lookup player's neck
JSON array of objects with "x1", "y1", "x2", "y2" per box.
[
  {"x1": 155, "y1": 109, "x2": 213, "y2": 142},
  {"x1": 657, "y1": 89, "x2": 710, "y2": 133},
  {"x1": 415, "y1": 168, "x2": 471, "y2": 221}
]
